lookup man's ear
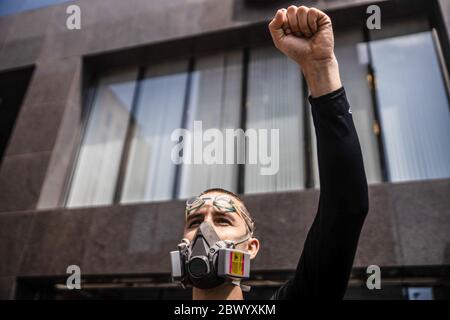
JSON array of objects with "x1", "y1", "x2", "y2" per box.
[{"x1": 247, "y1": 237, "x2": 260, "y2": 260}]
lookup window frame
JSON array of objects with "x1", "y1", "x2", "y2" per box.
[{"x1": 62, "y1": 1, "x2": 450, "y2": 208}]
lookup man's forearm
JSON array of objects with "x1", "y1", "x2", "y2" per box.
[{"x1": 302, "y1": 55, "x2": 342, "y2": 98}]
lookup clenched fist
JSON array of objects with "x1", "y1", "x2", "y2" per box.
[{"x1": 268, "y1": 6, "x2": 341, "y2": 97}]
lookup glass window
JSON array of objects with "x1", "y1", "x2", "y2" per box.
[
  {"x1": 0, "y1": 67, "x2": 34, "y2": 163},
  {"x1": 66, "y1": 67, "x2": 138, "y2": 207},
  {"x1": 120, "y1": 60, "x2": 189, "y2": 203},
  {"x1": 310, "y1": 29, "x2": 383, "y2": 187},
  {"x1": 67, "y1": 26, "x2": 450, "y2": 208},
  {"x1": 245, "y1": 46, "x2": 304, "y2": 193},
  {"x1": 406, "y1": 287, "x2": 434, "y2": 300},
  {"x1": 178, "y1": 50, "x2": 243, "y2": 198},
  {"x1": 371, "y1": 31, "x2": 450, "y2": 182}
]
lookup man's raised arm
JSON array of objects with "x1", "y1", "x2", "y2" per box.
[{"x1": 268, "y1": 6, "x2": 369, "y2": 299}]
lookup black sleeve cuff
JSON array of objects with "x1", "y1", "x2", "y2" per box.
[
  {"x1": 309, "y1": 87, "x2": 350, "y2": 117},
  {"x1": 308, "y1": 86, "x2": 345, "y2": 106}
]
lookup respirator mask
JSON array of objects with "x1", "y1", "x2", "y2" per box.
[{"x1": 170, "y1": 195, "x2": 255, "y2": 291}]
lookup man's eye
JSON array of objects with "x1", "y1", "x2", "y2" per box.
[
  {"x1": 216, "y1": 218, "x2": 231, "y2": 225},
  {"x1": 188, "y1": 221, "x2": 201, "y2": 228}
]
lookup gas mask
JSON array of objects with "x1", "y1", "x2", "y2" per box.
[{"x1": 170, "y1": 221, "x2": 251, "y2": 290}]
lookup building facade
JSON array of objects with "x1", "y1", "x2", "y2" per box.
[{"x1": 0, "y1": 0, "x2": 449, "y2": 299}]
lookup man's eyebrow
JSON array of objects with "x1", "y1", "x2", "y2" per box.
[
  {"x1": 186, "y1": 210, "x2": 237, "y2": 222},
  {"x1": 212, "y1": 210, "x2": 237, "y2": 221},
  {"x1": 186, "y1": 212, "x2": 205, "y2": 222}
]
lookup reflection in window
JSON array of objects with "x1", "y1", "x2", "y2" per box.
[
  {"x1": 406, "y1": 287, "x2": 433, "y2": 300},
  {"x1": 245, "y1": 46, "x2": 304, "y2": 193},
  {"x1": 66, "y1": 29, "x2": 450, "y2": 208},
  {"x1": 178, "y1": 51, "x2": 243, "y2": 198},
  {"x1": 120, "y1": 60, "x2": 189, "y2": 203},
  {"x1": 67, "y1": 67, "x2": 138, "y2": 207},
  {"x1": 310, "y1": 29, "x2": 383, "y2": 187},
  {"x1": 371, "y1": 31, "x2": 450, "y2": 182}
]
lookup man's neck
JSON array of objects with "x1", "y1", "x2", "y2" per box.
[{"x1": 192, "y1": 283, "x2": 244, "y2": 300}]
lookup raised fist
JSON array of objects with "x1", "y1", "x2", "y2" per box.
[{"x1": 268, "y1": 6, "x2": 335, "y2": 68}]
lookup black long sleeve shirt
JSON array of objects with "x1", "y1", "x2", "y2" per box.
[{"x1": 270, "y1": 87, "x2": 369, "y2": 300}]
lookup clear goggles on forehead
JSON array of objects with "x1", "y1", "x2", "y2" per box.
[{"x1": 185, "y1": 195, "x2": 255, "y2": 235}]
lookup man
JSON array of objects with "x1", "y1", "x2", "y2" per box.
[{"x1": 173, "y1": 5, "x2": 369, "y2": 300}]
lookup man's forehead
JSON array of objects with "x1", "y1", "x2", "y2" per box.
[
  {"x1": 186, "y1": 204, "x2": 238, "y2": 218},
  {"x1": 201, "y1": 191, "x2": 245, "y2": 207}
]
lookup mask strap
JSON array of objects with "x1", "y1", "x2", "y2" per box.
[
  {"x1": 231, "y1": 279, "x2": 251, "y2": 292},
  {"x1": 231, "y1": 232, "x2": 252, "y2": 246},
  {"x1": 230, "y1": 233, "x2": 252, "y2": 293}
]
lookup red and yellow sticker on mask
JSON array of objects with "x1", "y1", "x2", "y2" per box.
[{"x1": 229, "y1": 251, "x2": 245, "y2": 276}]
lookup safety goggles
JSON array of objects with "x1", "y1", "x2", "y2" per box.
[{"x1": 185, "y1": 195, "x2": 255, "y2": 235}]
